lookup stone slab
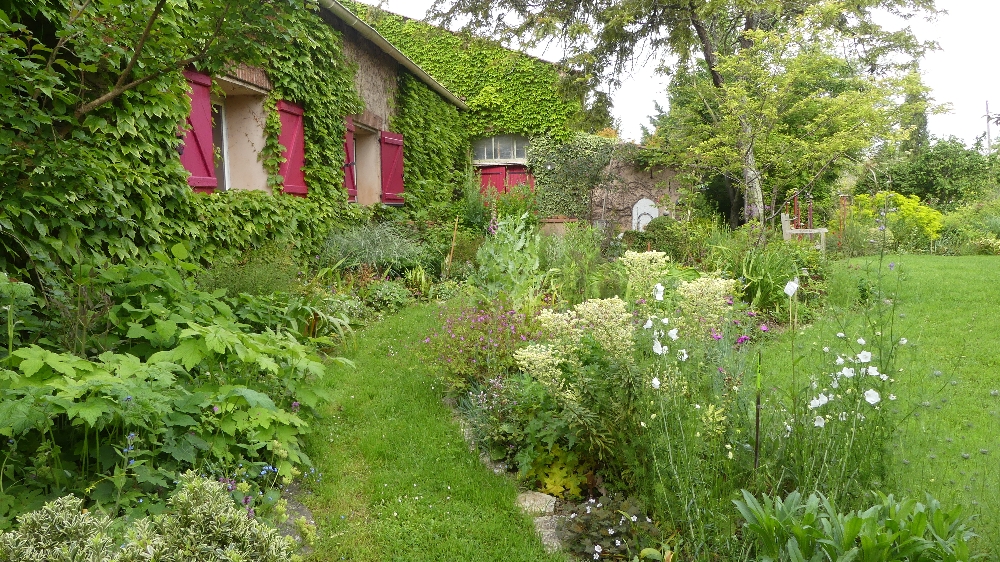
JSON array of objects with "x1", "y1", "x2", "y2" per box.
[{"x1": 517, "y1": 491, "x2": 557, "y2": 515}]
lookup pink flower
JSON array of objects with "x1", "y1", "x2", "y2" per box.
[
  {"x1": 710, "y1": 328, "x2": 722, "y2": 341},
  {"x1": 760, "y1": 324, "x2": 769, "y2": 332},
  {"x1": 736, "y1": 335, "x2": 750, "y2": 345}
]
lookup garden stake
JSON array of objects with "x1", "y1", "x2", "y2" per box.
[
  {"x1": 754, "y1": 351, "x2": 762, "y2": 471},
  {"x1": 445, "y1": 216, "x2": 459, "y2": 279}
]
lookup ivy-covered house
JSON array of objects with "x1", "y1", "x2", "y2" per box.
[
  {"x1": 179, "y1": 1, "x2": 467, "y2": 207},
  {"x1": 343, "y1": 1, "x2": 615, "y2": 195}
]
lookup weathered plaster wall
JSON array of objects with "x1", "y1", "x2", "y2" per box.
[
  {"x1": 592, "y1": 161, "x2": 679, "y2": 231},
  {"x1": 225, "y1": 95, "x2": 270, "y2": 193},
  {"x1": 326, "y1": 15, "x2": 399, "y2": 131}
]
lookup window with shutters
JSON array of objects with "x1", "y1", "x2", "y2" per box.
[{"x1": 346, "y1": 118, "x2": 405, "y2": 206}]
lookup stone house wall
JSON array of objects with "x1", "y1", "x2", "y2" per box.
[
  {"x1": 325, "y1": 14, "x2": 399, "y2": 132},
  {"x1": 591, "y1": 160, "x2": 679, "y2": 231}
]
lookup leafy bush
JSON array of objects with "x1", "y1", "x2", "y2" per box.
[
  {"x1": 735, "y1": 490, "x2": 977, "y2": 562},
  {"x1": 540, "y1": 222, "x2": 616, "y2": 306},
  {"x1": 361, "y1": 279, "x2": 413, "y2": 312},
  {"x1": 0, "y1": 473, "x2": 298, "y2": 562},
  {"x1": 0, "y1": 249, "x2": 338, "y2": 527},
  {"x1": 937, "y1": 195, "x2": 1000, "y2": 255},
  {"x1": 198, "y1": 242, "x2": 303, "y2": 296},
  {"x1": 622, "y1": 216, "x2": 715, "y2": 266},
  {"x1": 852, "y1": 191, "x2": 943, "y2": 251},
  {"x1": 473, "y1": 213, "x2": 544, "y2": 310},
  {"x1": 559, "y1": 495, "x2": 663, "y2": 561},
  {"x1": 321, "y1": 222, "x2": 424, "y2": 274}
]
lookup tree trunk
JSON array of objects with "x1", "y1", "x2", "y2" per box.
[{"x1": 690, "y1": 6, "x2": 766, "y2": 221}]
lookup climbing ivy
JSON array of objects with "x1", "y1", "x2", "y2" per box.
[
  {"x1": 527, "y1": 133, "x2": 618, "y2": 219},
  {"x1": 342, "y1": 1, "x2": 602, "y2": 141},
  {"x1": 389, "y1": 73, "x2": 471, "y2": 221}
]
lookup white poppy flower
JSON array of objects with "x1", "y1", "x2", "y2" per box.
[
  {"x1": 837, "y1": 332, "x2": 845, "y2": 338},
  {"x1": 866, "y1": 366, "x2": 879, "y2": 377},
  {"x1": 652, "y1": 339, "x2": 664, "y2": 355},
  {"x1": 835, "y1": 355, "x2": 845, "y2": 365},
  {"x1": 678, "y1": 349, "x2": 688, "y2": 361},
  {"x1": 823, "y1": 347, "x2": 830, "y2": 353},
  {"x1": 864, "y1": 389, "x2": 881, "y2": 405},
  {"x1": 661, "y1": 318, "x2": 669, "y2": 324},
  {"x1": 841, "y1": 367, "x2": 855, "y2": 378},
  {"x1": 830, "y1": 379, "x2": 839, "y2": 389},
  {"x1": 654, "y1": 283, "x2": 665, "y2": 301},
  {"x1": 668, "y1": 328, "x2": 679, "y2": 341},
  {"x1": 814, "y1": 416, "x2": 826, "y2": 428},
  {"x1": 857, "y1": 337, "x2": 866, "y2": 345},
  {"x1": 857, "y1": 350, "x2": 872, "y2": 363},
  {"x1": 899, "y1": 338, "x2": 908, "y2": 345},
  {"x1": 651, "y1": 377, "x2": 661, "y2": 390},
  {"x1": 889, "y1": 394, "x2": 897, "y2": 401},
  {"x1": 809, "y1": 393, "x2": 829, "y2": 409},
  {"x1": 643, "y1": 319, "x2": 653, "y2": 329}
]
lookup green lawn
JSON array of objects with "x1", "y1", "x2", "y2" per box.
[
  {"x1": 301, "y1": 304, "x2": 566, "y2": 562},
  {"x1": 763, "y1": 255, "x2": 1000, "y2": 554}
]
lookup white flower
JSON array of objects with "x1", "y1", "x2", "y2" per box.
[
  {"x1": 809, "y1": 393, "x2": 830, "y2": 409},
  {"x1": 662, "y1": 317, "x2": 669, "y2": 324},
  {"x1": 631, "y1": 515, "x2": 638, "y2": 522},
  {"x1": 841, "y1": 367, "x2": 856, "y2": 378},
  {"x1": 640, "y1": 421, "x2": 646, "y2": 428},
  {"x1": 594, "y1": 544, "x2": 603, "y2": 553},
  {"x1": 784, "y1": 278, "x2": 800, "y2": 297},
  {"x1": 652, "y1": 339, "x2": 664, "y2": 355},
  {"x1": 667, "y1": 328, "x2": 679, "y2": 341},
  {"x1": 654, "y1": 283, "x2": 665, "y2": 301},
  {"x1": 839, "y1": 412, "x2": 848, "y2": 421},
  {"x1": 608, "y1": 528, "x2": 615, "y2": 534},
  {"x1": 864, "y1": 389, "x2": 881, "y2": 405},
  {"x1": 857, "y1": 337, "x2": 866, "y2": 345},
  {"x1": 616, "y1": 540, "x2": 622, "y2": 547},
  {"x1": 814, "y1": 416, "x2": 826, "y2": 428},
  {"x1": 880, "y1": 374, "x2": 888, "y2": 381},
  {"x1": 889, "y1": 394, "x2": 897, "y2": 401},
  {"x1": 865, "y1": 366, "x2": 878, "y2": 377},
  {"x1": 784, "y1": 423, "x2": 793, "y2": 434},
  {"x1": 694, "y1": 403, "x2": 701, "y2": 409},
  {"x1": 586, "y1": 506, "x2": 592, "y2": 513},
  {"x1": 823, "y1": 346, "x2": 830, "y2": 353},
  {"x1": 651, "y1": 377, "x2": 661, "y2": 390},
  {"x1": 857, "y1": 350, "x2": 872, "y2": 363},
  {"x1": 835, "y1": 355, "x2": 845, "y2": 365},
  {"x1": 899, "y1": 338, "x2": 908, "y2": 345},
  {"x1": 643, "y1": 319, "x2": 653, "y2": 329},
  {"x1": 678, "y1": 349, "x2": 688, "y2": 362},
  {"x1": 837, "y1": 332, "x2": 845, "y2": 338},
  {"x1": 830, "y1": 379, "x2": 839, "y2": 389}
]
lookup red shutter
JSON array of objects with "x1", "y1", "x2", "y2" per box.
[
  {"x1": 277, "y1": 100, "x2": 307, "y2": 197},
  {"x1": 478, "y1": 166, "x2": 507, "y2": 195},
  {"x1": 344, "y1": 117, "x2": 357, "y2": 202},
  {"x1": 180, "y1": 71, "x2": 217, "y2": 192},
  {"x1": 380, "y1": 131, "x2": 404, "y2": 205},
  {"x1": 506, "y1": 165, "x2": 535, "y2": 189}
]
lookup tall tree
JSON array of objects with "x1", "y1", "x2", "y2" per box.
[{"x1": 428, "y1": 0, "x2": 938, "y2": 219}]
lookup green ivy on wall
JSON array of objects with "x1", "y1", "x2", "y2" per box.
[
  {"x1": 388, "y1": 73, "x2": 471, "y2": 221},
  {"x1": 527, "y1": 133, "x2": 618, "y2": 219},
  {"x1": 342, "y1": 1, "x2": 587, "y2": 141}
]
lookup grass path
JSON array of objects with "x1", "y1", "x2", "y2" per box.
[{"x1": 301, "y1": 303, "x2": 566, "y2": 562}]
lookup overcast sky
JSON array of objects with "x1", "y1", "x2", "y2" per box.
[{"x1": 378, "y1": 1, "x2": 1000, "y2": 146}]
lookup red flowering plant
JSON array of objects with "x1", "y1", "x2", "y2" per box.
[{"x1": 424, "y1": 303, "x2": 541, "y2": 391}]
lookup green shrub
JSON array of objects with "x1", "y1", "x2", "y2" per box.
[
  {"x1": 321, "y1": 222, "x2": 424, "y2": 274},
  {"x1": 852, "y1": 191, "x2": 943, "y2": 251},
  {"x1": 0, "y1": 473, "x2": 298, "y2": 562},
  {"x1": 540, "y1": 222, "x2": 614, "y2": 306},
  {"x1": 361, "y1": 279, "x2": 413, "y2": 312},
  {"x1": 622, "y1": 216, "x2": 715, "y2": 266},
  {"x1": 198, "y1": 242, "x2": 303, "y2": 296},
  {"x1": 473, "y1": 213, "x2": 544, "y2": 310},
  {"x1": 937, "y1": 195, "x2": 1000, "y2": 255},
  {"x1": 559, "y1": 495, "x2": 663, "y2": 561},
  {"x1": 735, "y1": 490, "x2": 977, "y2": 562}
]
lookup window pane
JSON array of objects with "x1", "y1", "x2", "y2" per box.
[
  {"x1": 515, "y1": 137, "x2": 527, "y2": 159},
  {"x1": 496, "y1": 135, "x2": 514, "y2": 159},
  {"x1": 473, "y1": 138, "x2": 491, "y2": 160}
]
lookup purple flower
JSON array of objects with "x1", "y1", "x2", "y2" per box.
[
  {"x1": 747, "y1": 311, "x2": 757, "y2": 317},
  {"x1": 212, "y1": 405, "x2": 221, "y2": 413},
  {"x1": 736, "y1": 335, "x2": 750, "y2": 346},
  {"x1": 291, "y1": 401, "x2": 300, "y2": 412},
  {"x1": 242, "y1": 495, "x2": 252, "y2": 506},
  {"x1": 423, "y1": 337, "x2": 430, "y2": 343},
  {"x1": 760, "y1": 324, "x2": 769, "y2": 332},
  {"x1": 711, "y1": 328, "x2": 722, "y2": 341},
  {"x1": 888, "y1": 262, "x2": 895, "y2": 271},
  {"x1": 725, "y1": 296, "x2": 734, "y2": 306}
]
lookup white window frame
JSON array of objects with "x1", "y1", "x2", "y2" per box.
[{"x1": 473, "y1": 135, "x2": 530, "y2": 165}]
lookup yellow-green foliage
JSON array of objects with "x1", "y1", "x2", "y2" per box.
[
  {"x1": 853, "y1": 191, "x2": 943, "y2": 250},
  {"x1": 536, "y1": 297, "x2": 634, "y2": 359},
  {"x1": 676, "y1": 275, "x2": 740, "y2": 339},
  {"x1": 619, "y1": 251, "x2": 673, "y2": 304}
]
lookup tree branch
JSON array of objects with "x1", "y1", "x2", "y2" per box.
[{"x1": 114, "y1": 0, "x2": 169, "y2": 92}]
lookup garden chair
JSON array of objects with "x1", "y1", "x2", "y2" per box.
[{"x1": 780, "y1": 213, "x2": 828, "y2": 253}]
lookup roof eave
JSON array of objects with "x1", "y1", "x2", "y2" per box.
[{"x1": 318, "y1": 0, "x2": 468, "y2": 110}]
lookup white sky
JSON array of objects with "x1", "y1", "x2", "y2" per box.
[{"x1": 378, "y1": 0, "x2": 1000, "y2": 145}]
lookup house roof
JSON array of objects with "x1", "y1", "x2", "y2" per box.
[{"x1": 316, "y1": 0, "x2": 468, "y2": 110}]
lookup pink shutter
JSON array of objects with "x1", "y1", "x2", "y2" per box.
[
  {"x1": 277, "y1": 100, "x2": 307, "y2": 197},
  {"x1": 380, "y1": 131, "x2": 404, "y2": 205},
  {"x1": 478, "y1": 166, "x2": 507, "y2": 195},
  {"x1": 180, "y1": 71, "x2": 217, "y2": 192},
  {"x1": 505, "y1": 165, "x2": 535, "y2": 189},
  {"x1": 344, "y1": 117, "x2": 357, "y2": 202}
]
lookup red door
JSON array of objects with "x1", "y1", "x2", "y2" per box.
[
  {"x1": 505, "y1": 165, "x2": 535, "y2": 189},
  {"x1": 180, "y1": 71, "x2": 217, "y2": 192},
  {"x1": 478, "y1": 166, "x2": 507, "y2": 195},
  {"x1": 277, "y1": 100, "x2": 307, "y2": 196}
]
